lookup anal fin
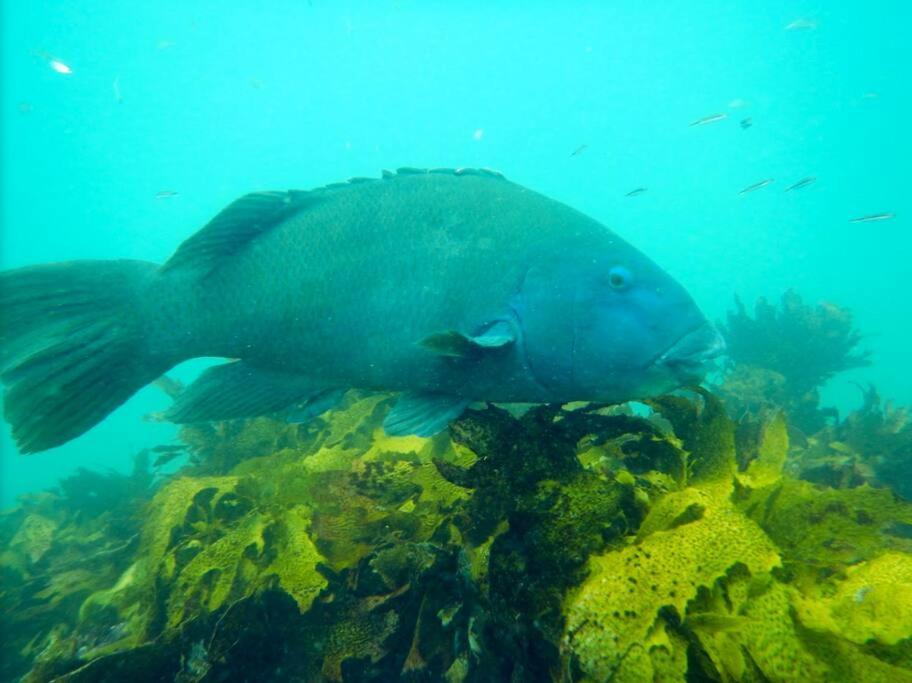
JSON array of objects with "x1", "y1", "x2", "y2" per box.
[{"x1": 166, "y1": 361, "x2": 331, "y2": 423}]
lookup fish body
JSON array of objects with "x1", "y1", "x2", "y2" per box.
[
  {"x1": 740, "y1": 117, "x2": 752, "y2": 130},
  {"x1": 48, "y1": 58, "x2": 72, "y2": 75},
  {"x1": 785, "y1": 18, "x2": 817, "y2": 31},
  {"x1": 739, "y1": 179, "x2": 774, "y2": 194},
  {"x1": 784, "y1": 176, "x2": 816, "y2": 191},
  {"x1": 689, "y1": 113, "x2": 727, "y2": 127},
  {"x1": 849, "y1": 213, "x2": 895, "y2": 223},
  {"x1": 151, "y1": 443, "x2": 186, "y2": 453},
  {"x1": 0, "y1": 168, "x2": 722, "y2": 452},
  {"x1": 152, "y1": 451, "x2": 183, "y2": 468},
  {"x1": 155, "y1": 190, "x2": 179, "y2": 200},
  {"x1": 625, "y1": 188, "x2": 647, "y2": 197},
  {"x1": 570, "y1": 144, "x2": 588, "y2": 157},
  {"x1": 32, "y1": 50, "x2": 73, "y2": 74}
]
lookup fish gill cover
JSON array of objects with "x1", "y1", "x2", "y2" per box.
[{"x1": 2, "y1": 297, "x2": 912, "y2": 682}]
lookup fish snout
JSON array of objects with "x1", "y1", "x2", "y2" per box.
[{"x1": 657, "y1": 323, "x2": 726, "y2": 382}]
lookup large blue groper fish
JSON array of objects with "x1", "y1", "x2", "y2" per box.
[{"x1": 0, "y1": 168, "x2": 724, "y2": 453}]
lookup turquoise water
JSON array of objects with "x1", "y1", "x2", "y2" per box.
[{"x1": 1, "y1": 1, "x2": 908, "y2": 503}]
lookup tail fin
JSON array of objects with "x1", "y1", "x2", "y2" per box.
[{"x1": 0, "y1": 260, "x2": 167, "y2": 453}]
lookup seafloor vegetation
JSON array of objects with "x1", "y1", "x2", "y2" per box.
[{"x1": 2, "y1": 291, "x2": 911, "y2": 682}]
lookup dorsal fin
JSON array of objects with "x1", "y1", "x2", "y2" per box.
[
  {"x1": 161, "y1": 190, "x2": 317, "y2": 275},
  {"x1": 160, "y1": 169, "x2": 508, "y2": 276}
]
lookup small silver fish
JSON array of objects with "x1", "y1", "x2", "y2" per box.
[
  {"x1": 32, "y1": 49, "x2": 73, "y2": 75},
  {"x1": 739, "y1": 179, "x2": 774, "y2": 194},
  {"x1": 153, "y1": 450, "x2": 183, "y2": 469},
  {"x1": 570, "y1": 144, "x2": 588, "y2": 157},
  {"x1": 151, "y1": 443, "x2": 186, "y2": 453},
  {"x1": 785, "y1": 18, "x2": 817, "y2": 31},
  {"x1": 113, "y1": 75, "x2": 123, "y2": 104},
  {"x1": 625, "y1": 188, "x2": 647, "y2": 197},
  {"x1": 849, "y1": 212, "x2": 895, "y2": 223},
  {"x1": 785, "y1": 176, "x2": 816, "y2": 191},
  {"x1": 689, "y1": 113, "x2": 727, "y2": 127},
  {"x1": 155, "y1": 190, "x2": 179, "y2": 200}
]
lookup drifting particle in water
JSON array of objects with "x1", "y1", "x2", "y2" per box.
[
  {"x1": 155, "y1": 190, "x2": 179, "y2": 200},
  {"x1": 785, "y1": 18, "x2": 817, "y2": 31},
  {"x1": 17, "y1": 102, "x2": 33, "y2": 114},
  {"x1": 113, "y1": 75, "x2": 123, "y2": 103},
  {"x1": 849, "y1": 212, "x2": 895, "y2": 223},
  {"x1": 738, "y1": 179, "x2": 774, "y2": 194},
  {"x1": 689, "y1": 113, "x2": 727, "y2": 127},
  {"x1": 784, "y1": 177, "x2": 816, "y2": 191},
  {"x1": 861, "y1": 92, "x2": 879, "y2": 99},
  {"x1": 740, "y1": 117, "x2": 752, "y2": 130},
  {"x1": 48, "y1": 58, "x2": 73, "y2": 75},
  {"x1": 473, "y1": 128, "x2": 484, "y2": 141},
  {"x1": 249, "y1": 77, "x2": 264, "y2": 89},
  {"x1": 729, "y1": 98, "x2": 749, "y2": 109},
  {"x1": 625, "y1": 188, "x2": 647, "y2": 197},
  {"x1": 570, "y1": 144, "x2": 588, "y2": 157},
  {"x1": 156, "y1": 39, "x2": 175, "y2": 50}
]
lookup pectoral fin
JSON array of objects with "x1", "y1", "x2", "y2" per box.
[
  {"x1": 383, "y1": 392, "x2": 470, "y2": 437},
  {"x1": 419, "y1": 320, "x2": 516, "y2": 358}
]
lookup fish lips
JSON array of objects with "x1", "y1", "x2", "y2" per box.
[{"x1": 655, "y1": 323, "x2": 726, "y2": 382}]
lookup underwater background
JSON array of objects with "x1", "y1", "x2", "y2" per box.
[
  {"x1": 2, "y1": 1, "x2": 909, "y2": 500},
  {"x1": 2, "y1": 1, "x2": 911, "y2": 681}
]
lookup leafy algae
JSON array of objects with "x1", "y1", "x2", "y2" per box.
[{"x1": 2, "y1": 384, "x2": 912, "y2": 681}]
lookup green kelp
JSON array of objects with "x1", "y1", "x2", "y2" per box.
[
  {"x1": 791, "y1": 385, "x2": 912, "y2": 499},
  {"x1": 719, "y1": 290, "x2": 870, "y2": 433},
  {"x1": 563, "y1": 397, "x2": 912, "y2": 682},
  {"x1": 717, "y1": 291, "x2": 912, "y2": 504},
  {"x1": 3, "y1": 391, "x2": 912, "y2": 681},
  {"x1": 0, "y1": 454, "x2": 153, "y2": 682}
]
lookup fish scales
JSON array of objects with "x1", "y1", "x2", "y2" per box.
[
  {"x1": 0, "y1": 168, "x2": 722, "y2": 452},
  {"x1": 156, "y1": 171, "x2": 591, "y2": 395}
]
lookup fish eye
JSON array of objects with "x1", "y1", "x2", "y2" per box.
[{"x1": 607, "y1": 266, "x2": 632, "y2": 291}]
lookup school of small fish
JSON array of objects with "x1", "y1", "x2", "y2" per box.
[{"x1": 29, "y1": 20, "x2": 894, "y2": 226}]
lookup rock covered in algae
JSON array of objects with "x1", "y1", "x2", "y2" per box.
[
  {"x1": 2, "y1": 390, "x2": 912, "y2": 682},
  {"x1": 790, "y1": 385, "x2": 912, "y2": 499}
]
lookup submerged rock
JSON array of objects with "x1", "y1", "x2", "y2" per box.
[{"x1": 2, "y1": 390, "x2": 912, "y2": 681}]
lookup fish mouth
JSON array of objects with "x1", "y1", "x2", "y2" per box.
[{"x1": 654, "y1": 322, "x2": 727, "y2": 382}]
